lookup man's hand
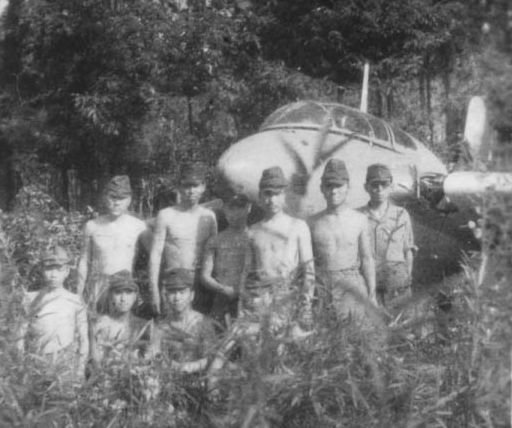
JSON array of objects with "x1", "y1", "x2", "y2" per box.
[{"x1": 151, "y1": 291, "x2": 161, "y2": 315}]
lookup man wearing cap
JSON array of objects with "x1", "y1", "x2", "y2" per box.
[
  {"x1": 248, "y1": 166, "x2": 315, "y2": 325},
  {"x1": 17, "y1": 246, "x2": 89, "y2": 380},
  {"x1": 77, "y1": 175, "x2": 146, "y2": 310},
  {"x1": 90, "y1": 270, "x2": 150, "y2": 365},
  {"x1": 359, "y1": 163, "x2": 415, "y2": 310},
  {"x1": 201, "y1": 193, "x2": 251, "y2": 327},
  {"x1": 149, "y1": 163, "x2": 217, "y2": 314},
  {"x1": 150, "y1": 268, "x2": 215, "y2": 374},
  {"x1": 309, "y1": 159, "x2": 377, "y2": 320}
]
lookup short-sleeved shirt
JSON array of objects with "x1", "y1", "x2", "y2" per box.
[
  {"x1": 94, "y1": 314, "x2": 150, "y2": 361},
  {"x1": 24, "y1": 288, "x2": 87, "y2": 355},
  {"x1": 359, "y1": 202, "x2": 414, "y2": 266},
  {"x1": 153, "y1": 310, "x2": 215, "y2": 362},
  {"x1": 206, "y1": 229, "x2": 250, "y2": 318}
]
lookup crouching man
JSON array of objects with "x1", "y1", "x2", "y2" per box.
[
  {"x1": 150, "y1": 268, "x2": 215, "y2": 374},
  {"x1": 90, "y1": 270, "x2": 150, "y2": 366},
  {"x1": 17, "y1": 246, "x2": 88, "y2": 382}
]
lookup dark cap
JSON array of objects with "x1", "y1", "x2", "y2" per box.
[
  {"x1": 104, "y1": 175, "x2": 132, "y2": 198},
  {"x1": 161, "y1": 268, "x2": 195, "y2": 290},
  {"x1": 108, "y1": 270, "x2": 139, "y2": 293},
  {"x1": 366, "y1": 164, "x2": 392, "y2": 183},
  {"x1": 259, "y1": 166, "x2": 287, "y2": 190},
  {"x1": 179, "y1": 163, "x2": 206, "y2": 186},
  {"x1": 42, "y1": 246, "x2": 70, "y2": 267},
  {"x1": 321, "y1": 158, "x2": 349, "y2": 185},
  {"x1": 224, "y1": 193, "x2": 250, "y2": 208}
]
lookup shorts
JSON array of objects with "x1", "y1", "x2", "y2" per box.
[
  {"x1": 318, "y1": 269, "x2": 369, "y2": 321},
  {"x1": 376, "y1": 262, "x2": 411, "y2": 309}
]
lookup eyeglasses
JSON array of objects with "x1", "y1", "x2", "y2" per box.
[{"x1": 369, "y1": 180, "x2": 391, "y2": 189}]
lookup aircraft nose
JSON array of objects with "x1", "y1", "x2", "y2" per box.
[{"x1": 217, "y1": 132, "x2": 299, "y2": 200}]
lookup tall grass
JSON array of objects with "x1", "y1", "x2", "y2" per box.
[{"x1": 0, "y1": 181, "x2": 508, "y2": 427}]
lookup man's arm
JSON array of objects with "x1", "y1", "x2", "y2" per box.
[
  {"x1": 200, "y1": 237, "x2": 236, "y2": 298},
  {"x1": 149, "y1": 211, "x2": 167, "y2": 313},
  {"x1": 76, "y1": 304, "x2": 89, "y2": 378},
  {"x1": 359, "y1": 219, "x2": 377, "y2": 305},
  {"x1": 77, "y1": 222, "x2": 93, "y2": 298},
  {"x1": 403, "y1": 211, "x2": 415, "y2": 277},
  {"x1": 297, "y1": 221, "x2": 315, "y2": 300}
]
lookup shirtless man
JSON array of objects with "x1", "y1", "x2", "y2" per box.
[
  {"x1": 149, "y1": 163, "x2": 217, "y2": 314},
  {"x1": 17, "y1": 246, "x2": 88, "y2": 380},
  {"x1": 309, "y1": 159, "x2": 377, "y2": 320},
  {"x1": 77, "y1": 175, "x2": 146, "y2": 311},
  {"x1": 359, "y1": 164, "x2": 415, "y2": 311},
  {"x1": 248, "y1": 166, "x2": 314, "y2": 325},
  {"x1": 201, "y1": 193, "x2": 251, "y2": 327},
  {"x1": 91, "y1": 270, "x2": 150, "y2": 365},
  {"x1": 150, "y1": 268, "x2": 215, "y2": 374}
]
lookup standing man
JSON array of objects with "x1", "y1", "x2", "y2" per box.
[
  {"x1": 359, "y1": 164, "x2": 415, "y2": 310},
  {"x1": 77, "y1": 176, "x2": 146, "y2": 311},
  {"x1": 309, "y1": 159, "x2": 377, "y2": 321},
  {"x1": 149, "y1": 163, "x2": 217, "y2": 314},
  {"x1": 201, "y1": 193, "x2": 251, "y2": 327},
  {"x1": 248, "y1": 166, "x2": 314, "y2": 325}
]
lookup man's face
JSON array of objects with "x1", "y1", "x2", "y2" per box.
[
  {"x1": 224, "y1": 204, "x2": 250, "y2": 228},
  {"x1": 259, "y1": 188, "x2": 285, "y2": 215},
  {"x1": 105, "y1": 195, "x2": 131, "y2": 216},
  {"x1": 321, "y1": 181, "x2": 349, "y2": 208},
  {"x1": 110, "y1": 289, "x2": 137, "y2": 314},
  {"x1": 178, "y1": 182, "x2": 205, "y2": 207},
  {"x1": 42, "y1": 264, "x2": 69, "y2": 288},
  {"x1": 164, "y1": 287, "x2": 194, "y2": 314},
  {"x1": 364, "y1": 179, "x2": 392, "y2": 204}
]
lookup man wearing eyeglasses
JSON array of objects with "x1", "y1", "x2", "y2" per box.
[{"x1": 359, "y1": 164, "x2": 415, "y2": 311}]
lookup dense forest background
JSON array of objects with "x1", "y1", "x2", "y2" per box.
[{"x1": 0, "y1": 0, "x2": 510, "y2": 212}]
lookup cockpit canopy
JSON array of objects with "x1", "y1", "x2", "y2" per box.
[{"x1": 260, "y1": 101, "x2": 417, "y2": 151}]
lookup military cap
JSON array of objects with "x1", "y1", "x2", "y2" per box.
[
  {"x1": 179, "y1": 163, "x2": 206, "y2": 186},
  {"x1": 259, "y1": 166, "x2": 288, "y2": 190},
  {"x1": 366, "y1": 164, "x2": 393, "y2": 183},
  {"x1": 321, "y1": 158, "x2": 350, "y2": 185},
  {"x1": 41, "y1": 245, "x2": 70, "y2": 267},
  {"x1": 224, "y1": 192, "x2": 250, "y2": 208},
  {"x1": 104, "y1": 175, "x2": 132, "y2": 198},
  {"x1": 161, "y1": 268, "x2": 195, "y2": 290},
  {"x1": 108, "y1": 270, "x2": 139, "y2": 293}
]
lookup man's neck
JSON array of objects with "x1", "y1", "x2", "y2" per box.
[
  {"x1": 177, "y1": 202, "x2": 199, "y2": 212},
  {"x1": 264, "y1": 210, "x2": 284, "y2": 221},
  {"x1": 45, "y1": 284, "x2": 64, "y2": 292},
  {"x1": 110, "y1": 311, "x2": 131, "y2": 323},
  {"x1": 169, "y1": 307, "x2": 192, "y2": 322},
  {"x1": 105, "y1": 212, "x2": 124, "y2": 221},
  {"x1": 368, "y1": 199, "x2": 388, "y2": 211},
  {"x1": 227, "y1": 224, "x2": 248, "y2": 233},
  {"x1": 327, "y1": 203, "x2": 349, "y2": 214}
]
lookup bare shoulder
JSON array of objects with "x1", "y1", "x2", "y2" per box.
[
  {"x1": 124, "y1": 214, "x2": 146, "y2": 230},
  {"x1": 61, "y1": 289, "x2": 86, "y2": 308},
  {"x1": 348, "y1": 208, "x2": 369, "y2": 226},
  {"x1": 308, "y1": 210, "x2": 328, "y2": 226},
  {"x1": 289, "y1": 216, "x2": 310, "y2": 233},
  {"x1": 155, "y1": 207, "x2": 176, "y2": 224}
]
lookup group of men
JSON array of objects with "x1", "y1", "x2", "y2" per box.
[{"x1": 16, "y1": 158, "x2": 415, "y2": 384}]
